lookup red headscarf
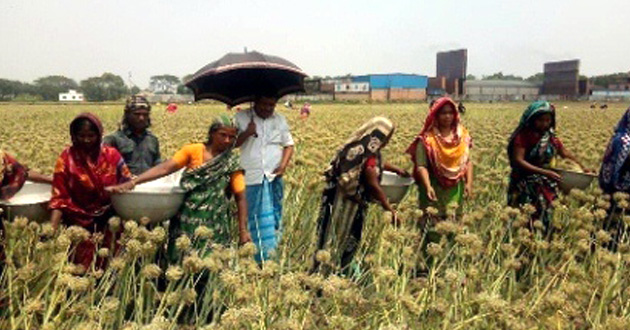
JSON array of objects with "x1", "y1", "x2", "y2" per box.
[{"x1": 406, "y1": 97, "x2": 471, "y2": 188}]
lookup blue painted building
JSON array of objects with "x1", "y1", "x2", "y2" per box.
[
  {"x1": 352, "y1": 74, "x2": 428, "y2": 89},
  {"x1": 343, "y1": 73, "x2": 428, "y2": 101}
]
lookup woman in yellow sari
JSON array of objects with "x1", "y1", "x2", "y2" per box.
[{"x1": 406, "y1": 97, "x2": 473, "y2": 216}]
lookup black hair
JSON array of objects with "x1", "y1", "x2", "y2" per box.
[{"x1": 70, "y1": 118, "x2": 98, "y2": 137}]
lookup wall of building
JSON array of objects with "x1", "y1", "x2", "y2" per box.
[
  {"x1": 543, "y1": 60, "x2": 580, "y2": 97},
  {"x1": 464, "y1": 82, "x2": 539, "y2": 101},
  {"x1": 335, "y1": 93, "x2": 370, "y2": 101},
  {"x1": 388, "y1": 88, "x2": 426, "y2": 101}
]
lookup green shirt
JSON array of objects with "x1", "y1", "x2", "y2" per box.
[
  {"x1": 103, "y1": 129, "x2": 161, "y2": 176},
  {"x1": 416, "y1": 143, "x2": 464, "y2": 216}
]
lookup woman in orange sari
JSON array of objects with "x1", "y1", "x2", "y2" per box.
[
  {"x1": 406, "y1": 97, "x2": 473, "y2": 217},
  {"x1": 49, "y1": 113, "x2": 132, "y2": 269}
]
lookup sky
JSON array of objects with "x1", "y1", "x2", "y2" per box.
[{"x1": 1, "y1": 0, "x2": 628, "y2": 88}]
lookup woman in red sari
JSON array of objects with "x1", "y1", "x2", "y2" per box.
[{"x1": 49, "y1": 113, "x2": 132, "y2": 269}]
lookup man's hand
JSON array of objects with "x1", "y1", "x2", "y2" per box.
[
  {"x1": 245, "y1": 118, "x2": 257, "y2": 138},
  {"x1": 272, "y1": 165, "x2": 286, "y2": 177}
]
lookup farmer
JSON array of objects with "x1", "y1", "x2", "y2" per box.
[
  {"x1": 0, "y1": 151, "x2": 51, "y2": 201},
  {"x1": 103, "y1": 95, "x2": 161, "y2": 176},
  {"x1": 599, "y1": 106, "x2": 630, "y2": 249},
  {"x1": 407, "y1": 97, "x2": 473, "y2": 218},
  {"x1": 314, "y1": 117, "x2": 408, "y2": 272},
  {"x1": 507, "y1": 101, "x2": 591, "y2": 231},
  {"x1": 107, "y1": 115, "x2": 251, "y2": 257},
  {"x1": 300, "y1": 102, "x2": 311, "y2": 119},
  {"x1": 50, "y1": 113, "x2": 133, "y2": 269},
  {"x1": 235, "y1": 93, "x2": 294, "y2": 262}
]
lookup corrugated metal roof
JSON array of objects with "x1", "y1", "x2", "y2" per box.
[{"x1": 465, "y1": 80, "x2": 540, "y2": 88}]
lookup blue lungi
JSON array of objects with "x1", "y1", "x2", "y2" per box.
[{"x1": 246, "y1": 177, "x2": 283, "y2": 262}]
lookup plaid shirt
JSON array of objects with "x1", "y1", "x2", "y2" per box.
[{"x1": 103, "y1": 129, "x2": 161, "y2": 175}]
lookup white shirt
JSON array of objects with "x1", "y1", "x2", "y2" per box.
[{"x1": 235, "y1": 109, "x2": 294, "y2": 185}]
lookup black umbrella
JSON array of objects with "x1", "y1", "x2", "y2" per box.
[{"x1": 185, "y1": 51, "x2": 307, "y2": 106}]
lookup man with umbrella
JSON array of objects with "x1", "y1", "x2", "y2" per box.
[
  {"x1": 185, "y1": 50, "x2": 306, "y2": 262},
  {"x1": 235, "y1": 92, "x2": 294, "y2": 262}
]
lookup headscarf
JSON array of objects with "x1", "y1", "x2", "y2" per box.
[
  {"x1": 600, "y1": 107, "x2": 630, "y2": 193},
  {"x1": 0, "y1": 150, "x2": 27, "y2": 200},
  {"x1": 121, "y1": 95, "x2": 151, "y2": 131},
  {"x1": 406, "y1": 97, "x2": 472, "y2": 188},
  {"x1": 507, "y1": 101, "x2": 556, "y2": 167},
  {"x1": 70, "y1": 112, "x2": 104, "y2": 146},
  {"x1": 207, "y1": 114, "x2": 238, "y2": 147},
  {"x1": 325, "y1": 117, "x2": 395, "y2": 197}
]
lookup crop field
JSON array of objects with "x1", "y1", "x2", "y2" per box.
[{"x1": 0, "y1": 101, "x2": 629, "y2": 329}]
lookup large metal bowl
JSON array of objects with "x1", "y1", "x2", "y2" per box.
[
  {"x1": 554, "y1": 169, "x2": 597, "y2": 194},
  {"x1": 111, "y1": 172, "x2": 185, "y2": 224},
  {"x1": 380, "y1": 171, "x2": 414, "y2": 204},
  {"x1": 0, "y1": 182, "x2": 52, "y2": 223}
]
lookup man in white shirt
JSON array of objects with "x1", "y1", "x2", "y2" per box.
[{"x1": 235, "y1": 94, "x2": 294, "y2": 262}]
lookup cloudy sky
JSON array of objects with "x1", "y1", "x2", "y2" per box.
[{"x1": 1, "y1": 0, "x2": 627, "y2": 88}]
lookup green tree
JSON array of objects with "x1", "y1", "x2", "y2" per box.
[
  {"x1": 482, "y1": 72, "x2": 523, "y2": 81},
  {"x1": 130, "y1": 86, "x2": 141, "y2": 95},
  {"x1": 176, "y1": 74, "x2": 193, "y2": 95},
  {"x1": 80, "y1": 73, "x2": 129, "y2": 101},
  {"x1": 149, "y1": 74, "x2": 180, "y2": 94},
  {"x1": 33, "y1": 75, "x2": 78, "y2": 101},
  {"x1": 0, "y1": 79, "x2": 36, "y2": 101},
  {"x1": 466, "y1": 74, "x2": 477, "y2": 80},
  {"x1": 526, "y1": 73, "x2": 545, "y2": 83}
]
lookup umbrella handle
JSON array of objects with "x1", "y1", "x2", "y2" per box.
[{"x1": 250, "y1": 111, "x2": 258, "y2": 138}]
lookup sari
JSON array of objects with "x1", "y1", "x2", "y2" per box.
[
  {"x1": 0, "y1": 151, "x2": 28, "y2": 201},
  {"x1": 50, "y1": 113, "x2": 132, "y2": 269},
  {"x1": 406, "y1": 97, "x2": 472, "y2": 215},
  {"x1": 507, "y1": 101, "x2": 562, "y2": 228},
  {"x1": 316, "y1": 117, "x2": 394, "y2": 271},
  {"x1": 600, "y1": 107, "x2": 630, "y2": 194},
  {"x1": 168, "y1": 115, "x2": 244, "y2": 258}
]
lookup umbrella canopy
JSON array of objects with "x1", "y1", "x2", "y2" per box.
[{"x1": 185, "y1": 51, "x2": 307, "y2": 106}]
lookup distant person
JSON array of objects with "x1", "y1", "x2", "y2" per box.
[
  {"x1": 166, "y1": 102, "x2": 178, "y2": 113},
  {"x1": 235, "y1": 93, "x2": 294, "y2": 262},
  {"x1": 50, "y1": 113, "x2": 133, "y2": 269},
  {"x1": 407, "y1": 97, "x2": 473, "y2": 218},
  {"x1": 507, "y1": 101, "x2": 592, "y2": 232},
  {"x1": 300, "y1": 102, "x2": 312, "y2": 119},
  {"x1": 315, "y1": 117, "x2": 408, "y2": 272},
  {"x1": 457, "y1": 101, "x2": 466, "y2": 114},
  {"x1": 103, "y1": 95, "x2": 161, "y2": 176}
]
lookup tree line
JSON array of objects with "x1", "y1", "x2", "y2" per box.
[
  {"x1": 466, "y1": 72, "x2": 628, "y2": 87},
  {"x1": 0, "y1": 73, "x2": 193, "y2": 102}
]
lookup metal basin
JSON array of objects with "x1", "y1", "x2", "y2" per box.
[
  {"x1": 0, "y1": 182, "x2": 52, "y2": 223},
  {"x1": 111, "y1": 172, "x2": 185, "y2": 224},
  {"x1": 380, "y1": 171, "x2": 414, "y2": 204},
  {"x1": 554, "y1": 169, "x2": 597, "y2": 194}
]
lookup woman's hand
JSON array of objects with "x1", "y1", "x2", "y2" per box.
[
  {"x1": 395, "y1": 168, "x2": 411, "y2": 178},
  {"x1": 464, "y1": 183, "x2": 474, "y2": 199},
  {"x1": 239, "y1": 231, "x2": 252, "y2": 245},
  {"x1": 105, "y1": 180, "x2": 136, "y2": 194},
  {"x1": 426, "y1": 186, "x2": 438, "y2": 201},
  {"x1": 545, "y1": 170, "x2": 562, "y2": 182}
]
